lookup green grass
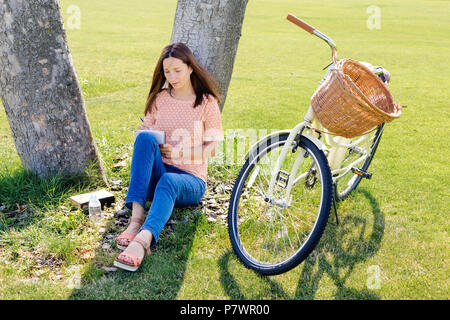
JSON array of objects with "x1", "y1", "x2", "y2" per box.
[{"x1": 0, "y1": 0, "x2": 449, "y2": 299}]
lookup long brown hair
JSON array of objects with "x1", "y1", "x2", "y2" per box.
[{"x1": 144, "y1": 42, "x2": 222, "y2": 115}]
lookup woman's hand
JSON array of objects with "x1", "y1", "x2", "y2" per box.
[
  {"x1": 138, "y1": 123, "x2": 150, "y2": 130},
  {"x1": 159, "y1": 144, "x2": 182, "y2": 159}
]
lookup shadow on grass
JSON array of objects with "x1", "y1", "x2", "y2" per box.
[
  {"x1": 0, "y1": 167, "x2": 102, "y2": 232},
  {"x1": 219, "y1": 188, "x2": 385, "y2": 300},
  {"x1": 68, "y1": 203, "x2": 203, "y2": 300},
  {"x1": 0, "y1": 162, "x2": 203, "y2": 299},
  {"x1": 68, "y1": 163, "x2": 239, "y2": 300}
]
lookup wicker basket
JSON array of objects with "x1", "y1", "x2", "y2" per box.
[{"x1": 311, "y1": 59, "x2": 401, "y2": 138}]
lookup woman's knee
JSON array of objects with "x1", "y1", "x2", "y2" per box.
[
  {"x1": 155, "y1": 173, "x2": 179, "y2": 195},
  {"x1": 135, "y1": 131, "x2": 159, "y2": 148},
  {"x1": 158, "y1": 173, "x2": 178, "y2": 188}
]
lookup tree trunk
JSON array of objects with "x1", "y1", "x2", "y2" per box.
[
  {"x1": 0, "y1": 0, "x2": 107, "y2": 183},
  {"x1": 171, "y1": 0, "x2": 249, "y2": 111}
]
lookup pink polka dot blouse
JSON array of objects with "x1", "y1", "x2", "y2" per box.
[{"x1": 142, "y1": 89, "x2": 224, "y2": 183}]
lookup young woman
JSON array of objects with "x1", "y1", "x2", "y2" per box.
[{"x1": 114, "y1": 42, "x2": 224, "y2": 272}]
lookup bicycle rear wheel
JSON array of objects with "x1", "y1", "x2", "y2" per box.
[
  {"x1": 228, "y1": 133, "x2": 333, "y2": 275},
  {"x1": 335, "y1": 124, "x2": 384, "y2": 200}
]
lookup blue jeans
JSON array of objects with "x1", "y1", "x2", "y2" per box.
[{"x1": 125, "y1": 132, "x2": 206, "y2": 247}]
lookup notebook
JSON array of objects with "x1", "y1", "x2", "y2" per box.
[{"x1": 134, "y1": 129, "x2": 166, "y2": 145}]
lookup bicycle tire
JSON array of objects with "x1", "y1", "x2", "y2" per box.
[
  {"x1": 336, "y1": 124, "x2": 384, "y2": 201},
  {"x1": 228, "y1": 133, "x2": 333, "y2": 275}
]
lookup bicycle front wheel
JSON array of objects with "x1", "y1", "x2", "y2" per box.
[{"x1": 228, "y1": 133, "x2": 333, "y2": 275}]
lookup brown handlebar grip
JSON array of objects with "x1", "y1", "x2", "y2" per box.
[{"x1": 286, "y1": 14, "x2": 315, "y2": 34}]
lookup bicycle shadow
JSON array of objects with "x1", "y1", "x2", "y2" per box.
[{"x1": 219, "y1": 188, "x2": 385, "y2": 300}]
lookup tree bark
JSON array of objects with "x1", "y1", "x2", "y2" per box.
[
  {"x1": 0, "y1": 0, "x2": 107, "y2": 183},
  {"x1": 171, "y1": 0, "x2": 249, "y2": 111}
]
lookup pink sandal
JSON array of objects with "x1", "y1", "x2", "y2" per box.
[
  {"x1": 113, "y1": 237, "x2": 151, "y2": 272},
  {"x1": 116, "y1": 216, "x2": 145, "y2": 250}
]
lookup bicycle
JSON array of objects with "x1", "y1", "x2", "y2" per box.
[{"x1": 227, "y1": 14, "x2": 401, "y2": 275}]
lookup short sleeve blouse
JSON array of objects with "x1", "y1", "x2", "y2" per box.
[{"x1": 142, "y1": 89, "x2": 223, "y2": 182}]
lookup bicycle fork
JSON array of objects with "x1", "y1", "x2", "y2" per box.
[
  {"x1": 266, "y1": 107, "x2": 316, "y2": 206},
  {"x1": 264, "y1": 106, "x2": 341, "y2": 224}
]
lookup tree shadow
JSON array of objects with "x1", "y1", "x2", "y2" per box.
[
  {"x1": 219, "y1": 188, "x2": 385, "y2": 300},
  {"x1": 69, "y1": 202, "x2": 203, "y2": 300},
  {"x1": 68, "y1": 165, "x2": 233, "y2": 300},
  {"x1": 0, "y1": 167, "x2": 102, "y2": 232},
  {"x1": 0, "y1": 163, "x2": 204, "y2": 299}
]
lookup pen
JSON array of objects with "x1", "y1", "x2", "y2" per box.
[{"x1": 140, "y1": 117, "x2": 144, "y2": 122}]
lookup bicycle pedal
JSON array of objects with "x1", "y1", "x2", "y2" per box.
[
  {"x1": 351, "y1": 167, "x2": 372, "y2": 179},
  {"x1": 276, "y1": 170, "x2": 290, "y2": 188}
]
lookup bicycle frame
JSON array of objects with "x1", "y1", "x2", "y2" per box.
[
  {"x1": 244, "y1": 14, "x2": 384, "y2": 206},
  {"x1": 246, "y1": 110, "x2": 376, "y2": 207}
]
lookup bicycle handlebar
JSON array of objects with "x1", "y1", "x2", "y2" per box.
[
  {"x1": 287, "y1": 13, "x2": 338, "y2": 63},
  {"x1": 286, "y1": 14, "x2": 315, "y2": 34}
]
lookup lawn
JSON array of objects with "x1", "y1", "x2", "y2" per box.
[{"x1": 0, "y1": 0, "x2": 449, "y2": 300}]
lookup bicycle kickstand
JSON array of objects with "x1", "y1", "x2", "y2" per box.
[{"x1": 332, "y1": 184, "x2": 339, "y2": 225}]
